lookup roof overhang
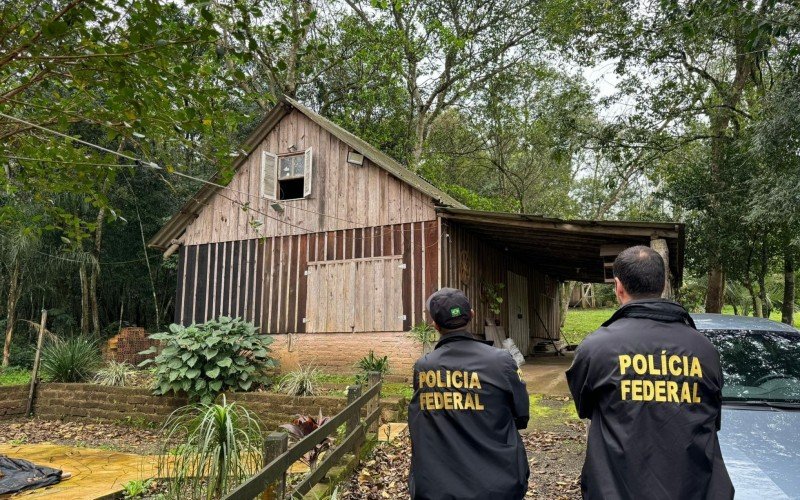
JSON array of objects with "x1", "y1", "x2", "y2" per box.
[{"x1": 437, "y1": 207, "x2": 685, "y2": 285}]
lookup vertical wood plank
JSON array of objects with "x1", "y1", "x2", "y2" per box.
[
  {"x1": 176, "y1": 246, "x2": 186, "y2": 324},
  {"x1": 195, "y1": 244, "x2": 208, "y2": 324},
  {"x1": 402, "y1": 224, "x2": 411, "y2": 331},
  {"x1": 183, "y1": 246, "x2": 197, "y2": 325},
  {"x1": 297, "y1": 234, "x2": 308, "y2": 333},
  {"x1": 287, "y1": 236, "x2": 298, "y2": 332}
]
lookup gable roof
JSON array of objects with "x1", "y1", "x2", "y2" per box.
[{"x1": 148, "y1": 97, "x2": 466, "y2": 250}]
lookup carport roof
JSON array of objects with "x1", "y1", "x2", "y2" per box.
[{"x1": 436, "y1": 208, "x2": 685, "y2": 285}]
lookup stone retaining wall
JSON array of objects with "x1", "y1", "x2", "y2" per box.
[{"x1": 0, "y1": 385, "x2": 29, "y2": 418}]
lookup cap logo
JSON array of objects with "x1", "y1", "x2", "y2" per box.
[{"x1": 450, "y1": 307, "x2": 461, "y2": 317}]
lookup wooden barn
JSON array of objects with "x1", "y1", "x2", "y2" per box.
[{"x1": 148, "y1": 97, "x2": 685, "y2": 376}]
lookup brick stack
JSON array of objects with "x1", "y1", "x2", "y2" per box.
[{"x1": 105, "y1": 327, "x2": 159, "y2": 365}]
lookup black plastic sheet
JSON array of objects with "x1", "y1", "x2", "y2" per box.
[{"x1": 0, "y1": 455, "x2": 62, "y2": 495}]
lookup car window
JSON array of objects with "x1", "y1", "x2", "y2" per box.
[{"x1": 703, "y1": 330, "x2": 800, "y2": 403}]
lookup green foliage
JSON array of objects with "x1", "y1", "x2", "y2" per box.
[
  {"x1": 122, "y1": 478, "x2": 153, "y2": 498},
  {"x1": 159, "y1": 396, "x2": 263, "y2": 499},
  {"x1": 278, "y1": 365, "x2": 322, "y2": 396},
  {"x1": 141, "y1": 317, "x2": 275, "y2": 403},
  {"x1": 0, "y1": 366, "x2": 31, "y2": 386},
  {"x1": 407, "y1": 323, "x2": 439, "y2": 345},
  {"x1": 280, "y1": 413, "x2": 333, "y2": 468},
  {"x1": 94, "y1": 361, "x2": 137, "y2": 387},
  {"x1": 40, "y1": 337, "x2": 102, "y2": 383},
  {"x1": 481, "y1": 282, "x2": 505, "y2": 316},
  {"x1": 355, "y1": 351, "x2": 389, "y2": 386}
]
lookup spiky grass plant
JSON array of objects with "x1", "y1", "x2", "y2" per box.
[
  {"x1": 278, "y1": 365, "x2": 321, "y2": 396},
  {"x1": 40, "y1": 337, "x2": 102, "y2": 383},
  {"x1": 159, "y1": 396, "x2": 264, "y2": 499},
  {"x1": 94, "y1": 360, "x2": 136, "y2": 386}
]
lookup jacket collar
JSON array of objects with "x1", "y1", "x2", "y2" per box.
[
  {"x1": 435, "y1": 330, "x2": 495, "y2": 349},
  {"x1": 602, "y1": 298, "x2": 697, "y2": 329}
]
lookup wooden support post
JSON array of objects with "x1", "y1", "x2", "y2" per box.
[
  {"x1": 262, "y1": 431, "x2": 288, "y2": 500},
  {"x1": 650, "y1": 238, "x2": 673, "y2": 299},
  {"x1": 347, "y1": 384, "x2": 363, "y2": 457},
  {"x1": 368, "y1": 371, "x2": 381, "y2": 433},
  {"x1": 26, "y1": 309, "x2": 47, "y2": 416}
]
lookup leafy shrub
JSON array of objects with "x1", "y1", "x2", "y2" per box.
[
  {"x1": 408, "y1": 322, "x2": 439, "y2": 344},
  {"x1": 280, "y1": 412, "x2": 333, "y2": 468},
  {"x1": 40, "y1": 337, "x2": 102, "y2": 382},
  {"x1": 278, "y1": 365, "x2": 321, "y2": 396},
  {"x1": 94, "y1": 361, "x2": 136, "y2": 387},
  {"x1": 355, "y1": 350, "x2": 389, "y2": 386},
  {"x1": 5, "y1": 324, "x2": 36, "y2": 369},
  {"x1": 159, "y1": 396, "x2": 263, "y2": 499},
  {"x1": 122, "y1": 478, "x2": 152, "y2": 498},
  {"x1": 141, "y1": 316, "x2": 275, "y2": 403}
]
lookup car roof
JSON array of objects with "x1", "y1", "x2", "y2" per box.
[{"x1": 691, "y1": 313, "x2": 800, "y2": 333}]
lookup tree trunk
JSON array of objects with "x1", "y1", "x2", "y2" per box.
[
  {"x1": 2, "y1": 261, "x2": 22, "y2": 367},
  {"x1": 783, "y1": 251, "x2": 795, "y2": 325},
  {"x1": 758, "y1": 240, "x2": 770, "y2": 318},
  {"x1": 650, "y1": 238, "x2": 673, "y2": 299},
  {"x1": 705, "y1": 266, "x2": 725, "y2": 313},
  {"x1": 411, "y1": 112, "x2": 426, "y2": 170},
  {"x1": 559, "y1": 282, "x2": 576, "y2": 328},
  {"x1": 79, "y1": 262, "x2": 90, "y2": 334}
]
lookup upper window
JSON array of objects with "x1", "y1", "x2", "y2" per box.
[{"x1": 262, "y1": 148, "x2": 313, "y2": 201}]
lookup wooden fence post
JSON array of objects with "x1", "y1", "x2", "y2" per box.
[
  {"x1": 346, "y1": 384, "x2": 363, "y2": 457},
  {"x1": 368, "y1": 371, "x2": 381, "y2": 433},
  {"x1": 262, "y1": 431, "x2": 288, "y2": 500},
  {"x1": 26, "y1": 309, "x2": 47, "y2": 416}
]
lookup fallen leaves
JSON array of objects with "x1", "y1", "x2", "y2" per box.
[
  {"x1": 0, "y1": 418, "x2": 165, "y2": 454},
  {"x1": 342, "y1": 423, "x2": 586, "y2": 499}
]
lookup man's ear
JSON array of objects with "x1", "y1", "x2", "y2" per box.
[
  {"x1": 614, "y1": 277, "x2": 627, "y2": 304},
  {"x1": 469, "y1": 309, "x2": 475, "y2": 320}
]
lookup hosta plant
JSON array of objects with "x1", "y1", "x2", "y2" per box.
[
  {"x1": 280, "y1": 412, "x2": 333, "y2": 468},
  {"x1": 140, "y1": 316, "x2": 275, "y2": 403},
  {"x1": 159, "y1": 396, "x2": 263, "y2": 499}
]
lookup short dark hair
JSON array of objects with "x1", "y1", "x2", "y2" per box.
[{"x1": 612, "y1": 245, "x2": 665, "y2": 299}]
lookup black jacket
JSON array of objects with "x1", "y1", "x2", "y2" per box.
[
  {"x1": 566, "y1": 299, "x2": 734, "y2": 500},
  {"x1": 408, "y1": 331, "x2": 530, "y2": 500}
]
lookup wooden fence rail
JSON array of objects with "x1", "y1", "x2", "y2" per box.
[{"x1": 224, "y1": 372, "x2": 382, "y2": 500}]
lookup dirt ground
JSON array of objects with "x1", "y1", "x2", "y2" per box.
[{"x1": 342, "y1": 395, "x2": 586, "y2": 499}]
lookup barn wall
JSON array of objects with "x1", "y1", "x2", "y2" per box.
[
  {"x1": 182, "y1": 109, "x2": 436, "y2": 245},
  {"x1": 175, "y1": 220, "x2": 439, "y2": 334},
  {"x1": 440, "y1": 221, "x2": 560, "y2": 349}
]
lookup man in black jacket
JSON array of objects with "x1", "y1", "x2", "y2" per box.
[
  {"x1": 408, "y1": 288, "x2": 530, "y2": 500},
  {"x1": 567, "y1": 245, "x2": 733, "y2": 500}
]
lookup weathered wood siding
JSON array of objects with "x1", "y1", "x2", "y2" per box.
[
  {"x1": 440, "y1": 220, "x2": 560, "y2": 348},
  {"x1": 181, "y1": 109, "x2": 436, "y2": 245},
  {"x1": 175, "y1": 221, "x2": 439, "y2": 334}
]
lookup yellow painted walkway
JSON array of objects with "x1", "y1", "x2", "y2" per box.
[{"x1": 0, "y1": 443, "x2": 157, "y2": 499}]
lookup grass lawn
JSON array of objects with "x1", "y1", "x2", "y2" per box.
[
  {"x1": 317, "y1": 373, "x2": 413, "y2": 399},
  {"x1": 563, "y1": 305, "x2": 800, "y2": 346},
  {"x1": 0, "y1": 366, "x2": 31, "y2": 386},
  {"x1": 561, "y1": 308, "x2": 616, "y2": 345}
]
